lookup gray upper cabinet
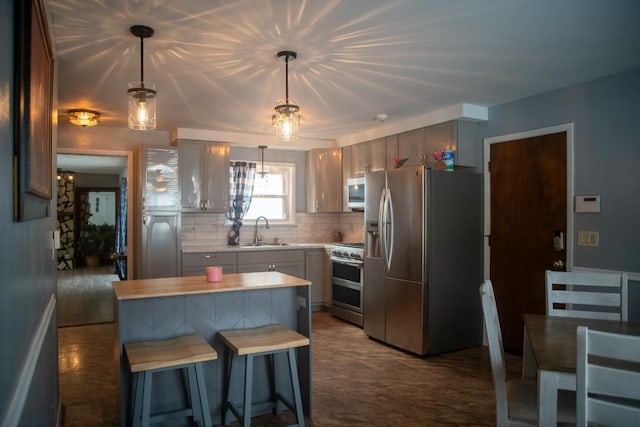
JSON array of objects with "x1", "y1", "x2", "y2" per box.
[
  {"x1": 385, "y1": 135, "x2": 399, "y2": 170},
  {"x1": 306, "y1": 148, "x2": 342, "y2": 213},
  {"x1": 342, "y1": 146, "x2": 353, "y2": 212},
  {"x1": 179, "y1": 141, "x2": 230, "y2": 213},
  {"x1": 397, "y1": 127, "x2": 428, "y2": 167},
  {"x1": 425, "y1": 121, "x2": 456, "y2": 158},
  {"x1": 351, "y1": 138, "x2": 387, "y2": 177},
  {"x1": 397, "y1": 121, "x2": 457, "y2": 167}
]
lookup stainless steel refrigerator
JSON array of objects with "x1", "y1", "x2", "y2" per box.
[{"x1": 364, "y1": 166, "x2": 483, "y2": 355}]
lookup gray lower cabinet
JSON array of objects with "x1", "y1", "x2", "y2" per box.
[
  {"x1": 305, "y1": 250, "x2": 324, "y2": 310},
  {"x1": 141, "y1": 211, "x2": 181, "y2": 279},
  {"x1": 182, "y1": 249, "x2": 329, "y2": 309},
  {"x1": 237, "y1": 250, "x2": 305, "y2": 278},
  {"x1": 182, "y1": 251, "x2": 237, "y2": 276}
]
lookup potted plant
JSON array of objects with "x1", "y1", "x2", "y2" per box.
[{"x1": 77, "y1": 223, "x2": 116, "y2": 267}]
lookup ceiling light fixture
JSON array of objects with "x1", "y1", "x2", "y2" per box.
[
  {"x1": 128, "y1": 25, "x2": 156, "y2": 130},
  {"x1": 68, "y1": 109, "x2": 100, "y2": 127},
  {"x1": 258, "y1": 145, "x2": 269, "y2": 180},
  {"x1": 272, "y1": 51, "x2": 300, "y2": 140}
]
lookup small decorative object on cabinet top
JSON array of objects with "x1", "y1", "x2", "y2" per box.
[{"x1": 393, "y1": 156, "x2": 408, "y2": 168}]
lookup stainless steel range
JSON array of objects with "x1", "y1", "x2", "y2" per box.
[{"x1": 330, "y1": 243, "x2": 364, "y2": 327}]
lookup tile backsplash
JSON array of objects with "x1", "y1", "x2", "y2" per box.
[{"x1": 182, "y1": 212, "x2": 364, "y2": 247}]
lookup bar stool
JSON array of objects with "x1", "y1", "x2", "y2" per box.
[
  {"x1": 218, "y1": 324, "x2": 309, "y2": 427},
  {"x1": 125, "y1": 335, "x2": 217, "y2": 427}
]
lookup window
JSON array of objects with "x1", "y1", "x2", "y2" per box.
[{"x1": 235, "y1": 161, "x2": 295, "y2": 224}]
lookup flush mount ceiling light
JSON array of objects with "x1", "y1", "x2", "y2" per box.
[
  {"x1": 272, "y1": 51, "x2": 300, "y2": 140},
  {"x1": 128, "y1": 25, "x2": 156, "y2": 130},
  {"x1": 68, "y1": 109, "x2": 100, "y2": 127}
]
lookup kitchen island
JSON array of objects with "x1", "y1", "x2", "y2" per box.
[{"x1": 113, "y1": 271, "x2": 312, "y2": 426}]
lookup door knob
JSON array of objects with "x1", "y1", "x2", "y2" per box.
[{"x1": 553, "y1": 260, "x2": 564, "y2": 269}]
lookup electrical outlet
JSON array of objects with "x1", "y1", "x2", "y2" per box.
[{"x1": 577, "y1": 231, "x2": 599, "y2": 247}]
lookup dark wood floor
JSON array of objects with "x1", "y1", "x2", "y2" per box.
[{"x1": 59, "y1": 310, "x2": 523, "y2": 426}]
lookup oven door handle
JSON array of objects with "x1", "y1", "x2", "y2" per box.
[
  {"x1": 332, "y1": 277, "x2": 362, "y2": 291},
  {"x1": 330, "y1": 257, "x2": 363, "y2": 269}
]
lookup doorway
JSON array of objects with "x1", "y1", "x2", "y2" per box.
[
  {"x1": 56, "y1": 152, "x2": 130, "y2": 327},
  {"x1": 483, "y1": 124, "x2": 574, "y2": 352}
]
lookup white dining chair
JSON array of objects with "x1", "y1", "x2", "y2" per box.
[
  {"x1": 480, "y1": 280, "x2": 575, "y2": 426},
  {"x1": 546, "y1": 270, "x2": 628, "y2": 321},
  {"x1": 576, "y1": 326, "x2": 640, "y2": 426}
]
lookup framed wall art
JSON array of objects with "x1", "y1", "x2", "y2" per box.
[{"x1": 13, "y1": 0, "x2": 54, "y2": 221}]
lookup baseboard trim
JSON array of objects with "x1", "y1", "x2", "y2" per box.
[{"x1": 1, "y1": 294, "x2": 56, "y2": 427}]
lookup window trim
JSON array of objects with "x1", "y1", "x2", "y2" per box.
[{"x1": 228, "y1": 160, "x2": 296, "y2": 225}]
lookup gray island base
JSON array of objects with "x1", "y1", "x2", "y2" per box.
[{"x1": 113, "y1": 271, "x2": 312, "y2": 426}]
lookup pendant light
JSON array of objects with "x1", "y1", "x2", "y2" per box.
[
  {"x1": 272, "y1": 51, "x2": 300, "y2": 140},
  {"x1": 257, "y1": 145, "x2": 269, "y2": 180},
  {"x1": 128, "y1": 25, "x2": 156, "y2": 130}
]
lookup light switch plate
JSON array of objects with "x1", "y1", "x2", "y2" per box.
[{"x1": 577, "y1": 231, "x2": 599, "y2": 247}]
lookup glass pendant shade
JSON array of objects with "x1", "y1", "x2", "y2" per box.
[
  {"x1": 272, "y1": 101, "x2": 300, "y2": 139},
  {"x1": 128, "y1": 81, "x2": 157, "y2": 130},
  {"x1": 273, "y1": 51, "x2": 300, "y2": 140},
  {"x1": 128, "y1": 25, "x2": 156, "y2": 130}
]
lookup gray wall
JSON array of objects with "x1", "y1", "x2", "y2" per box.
[
  {"x1": 484, "y1": 68, "x2": 640, "y2": 322},
  {"x1": 485, "y1": 68, "x2": 640, "y2": 274},
  {"x1": 0, "y1": 0, "x2": 59, "y2": 424}
]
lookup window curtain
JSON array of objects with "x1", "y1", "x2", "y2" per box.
[
  {"x1": 226, "y1": 161, "x2": 256, "y2": 246},
  {"x1": 115, "y1": 177, "x2": 127, "y2": 279}
]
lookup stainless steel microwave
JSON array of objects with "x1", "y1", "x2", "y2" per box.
[{"x1": 347, "y1": 177, "x2": 365, "y2": 210}]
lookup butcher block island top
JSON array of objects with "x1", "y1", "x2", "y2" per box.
[{"x1": 113, "y1": 271, "x2": 311, "y2": 300}]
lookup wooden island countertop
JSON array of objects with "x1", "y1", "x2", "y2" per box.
[{"x1": 113, "y1": 271, "x2": 311, "y2": 300}]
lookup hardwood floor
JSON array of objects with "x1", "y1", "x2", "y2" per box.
[
  {"x1": 59, "y1": 311, "x2": 523, "y2": 426},
  {"x1": 57, "y1": 265, "x2": 119, "y2": 327}
]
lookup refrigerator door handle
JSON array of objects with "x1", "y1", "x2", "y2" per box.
[
  {"x1": 381, "y1": 188, "x2": 392, "y2": 270},
  {"x1": 378, "y1": 189, "x2": 387, "y2": 263},
  {"x1": 378, "y1": 190, "x2": 387, "y2": 264},
  {"x1": 386, "y1": 189, "x2": 394, "y2": 269}
]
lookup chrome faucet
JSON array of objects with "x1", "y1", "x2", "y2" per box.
[{"x1": 254, "y1": 216, "x2": 270, "y2": 245}]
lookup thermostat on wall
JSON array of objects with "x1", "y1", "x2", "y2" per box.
[{"x1": 575, "y1": 195, "x2": 600, "y2": 213}]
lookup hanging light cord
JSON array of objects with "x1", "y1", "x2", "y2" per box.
[
  {"x1": 284, "y1": 54, "x2": 290, "y2": 105},
  {"x1": 139, "y1": 35, "x2": 145, "y2": 87},
  {"x1": 259, "y1": 145, "x2": 268, "y2": 176}
]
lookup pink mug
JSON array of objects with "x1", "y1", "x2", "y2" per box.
[{"x1": 205, "y1": 266, "x2": 223, "y2": 282}]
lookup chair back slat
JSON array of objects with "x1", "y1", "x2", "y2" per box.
[
  {"x1": 576, "y1": 326, "x2": 640, "y2": 427},
  {"x1": 546, "y1": 271, "x2": 628, "y2": 321}
]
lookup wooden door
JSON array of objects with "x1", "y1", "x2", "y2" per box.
[{"x1": 489, "y1": 131, "x2": 567, "y2": 352}]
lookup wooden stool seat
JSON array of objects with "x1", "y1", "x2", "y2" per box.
[
  {"x1": 219, "y1": 324, "x2": 310, "y2": 355},
  {"x1": 219, "y1": 325, "x2": 309, "y2": 427},
  {"x1": 125, "y1": 335, "x2": 217, "y2": 427}
]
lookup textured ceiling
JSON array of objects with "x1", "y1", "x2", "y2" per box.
[{"x1": 47, "y1": 0, "x2": 640, "y2": 142}]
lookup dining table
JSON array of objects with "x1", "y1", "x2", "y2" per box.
[{"x1": 522, "y1": 313, "x2": 640, "y2": 426}]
